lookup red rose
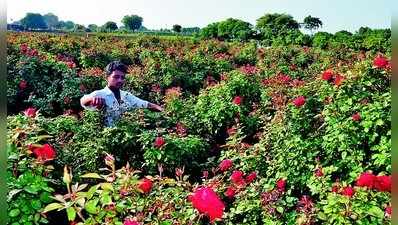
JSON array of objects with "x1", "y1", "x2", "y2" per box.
[
  {"x1": 219, "y1": 159, "x2": 233, "y2": 172},
  {"x1": 33, "y1": 144, "x2": 56, "y2": 161},
  {"x1": 385, "y1": 206, "x2": 392, "y2": 218},
  {"x1": 332, "y1": 184, "x2": 339, "y2": 193},
  {"x1": 245, "y1": 171, "x2": 257, "y2": 183},
  {"x1": 352, "y1": 112, "x2": 361, "y2": 121},
  {"x1": 356, "y1": 172, "x2": 376, "y2": 188},
  {"x1": 276, "y1": 179, "x2": 286, "y2": 192},
  {"x1": 292, "y1": 96, "x2": 306, "y2": 107},
  {"x1": 225, "y1": 186, "x2": 236, "y2": 198},
  {"x1": 373, "y1": 55, "x2": 389, "y2": 69},
  {"x1": 321, "y1": 69, "x2": 334, "y2": 81},
  {"x1": 374, "y1": 175, "x2": 391, "y2": 192},
  {"x1": 123, "y1": 218, "x2": 140, "y2": 225},
  {"x1": 334, "y1": 74, "x2": 344, "y2": 86},
  {"x1": 231, "y1": 170, "x2": 245, "y2": 185},
  {"x1": 23, "y1": 107, "x2": 37, "y2": 118},
  {"x1": 341, "y1": 186, "x2": 355, "y2": 197},
  {"x1": 138, "y1": 178, "x2": 153, "y2": 194},
  {"x1": 189, "y1": 187, "x2": 225, "y2": 222},
  {"x1": 227, "y1": 126, "x2": 237, "y2": 136},
  {"x1": 154, "y1": 137, "x2": 165, "y2": 148},
  {"x1": 233, "y1": 96, "x2": 242, "y2": 105},
  {"x1": 314, "y1": 168, "x2": 323, "y2": 177},
  {"x1": 19, "y1": 80, "x2": 28, "y2": 90},
  {"x1": 202, "y1": 170, "x2": 209, "y2": 179},
  {"x1": 20, "y1": 43, "x2": 28, "y2": 54}
]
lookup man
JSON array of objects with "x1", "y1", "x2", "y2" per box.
[{"x1": 80, "y1": 61, "x2": 163, "y2": 127}]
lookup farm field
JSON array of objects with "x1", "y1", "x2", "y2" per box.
[{"x1": 6, "y1": 30, "x2": 391, "y2": 225}]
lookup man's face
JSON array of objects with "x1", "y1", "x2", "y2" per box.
[{"x1": 107, "y1": 70, "x2": 125, "y2": 89}]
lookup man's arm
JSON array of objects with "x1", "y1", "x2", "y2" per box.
[
  {"x1": 81, "y1": 95, "x2": 105, "y2": 109},
  {"x1": 125, "y1": 93, "x2": 163, "y2": 111},
  {"x1": 147, "y1": 102, "x2": 163, "y2": 112}
]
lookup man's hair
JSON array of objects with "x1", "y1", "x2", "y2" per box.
[{"x1": 105, "y1": 61, "x2": 128, "y2": 76}]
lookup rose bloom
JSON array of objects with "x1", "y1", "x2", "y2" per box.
[
  {"x1": 314, "y1": 168, "x2": 324, "y2": 177},
  {"x1": 321, "y1": 69, "x2": 334, "y2": 81},
  {"x1": 374, "y1": 175, "x2": 391, "y2": 192},
  {"x1": 219, "y1": 159, "x2": 233, "y2": 172},
  {"x1": 352, "y1": 112, "x2": 361, "y2": 121},
  {"x1": 356, "y1": 172, "x2": 376, "y2": 188},
  {"x1": 138, "y1": 178, "x2": 153, "y2": 193},
  {"x1": 385, "y1": 206, "x2": 392, "y2": 218},
  {"x1": 19, "y1": 80, "x2": 28, "y2": 90},
  {"x1": 224, "y1": 186, "x2": 236, "y2": 198},
  {"x1": 189, "y1": 187, "x2": 225, "y2": 222},
  {"x1": 24, "y1": 107, "x2": 37, "y2": 118},
  {"x1": 292, "y1": 96, "x2": 306, "y2": 107},
  {"x1": 233, "y1": 96, "x2": 242, "y2": 105},
  {"x1": 231, "y1": 170, "x2": 245, "y2": 185},
  {"x1": 341, "y1": 186, "x2": 355, "y2": 197},
  {"x1": 373, "y1": 55, "x2": 390, "y2": 69},
  {"x1": 334, "y1": 74, "x2": 344, "y2": 86},
  {"x1": 154, "y1": 137, "x2": 165, "y2": 148},
  {"x1": 33, "y1": 144, "x2": 56, "y2": 161},
  {"x1": 245, "y1": 172, "x2": 257, "y2": 183},
  {"x1": 276, "y1": 179, "x2": 286, "y2": 192},
  {"x1": 123, "y1": 218, "x2": 140, "y2": 225}
]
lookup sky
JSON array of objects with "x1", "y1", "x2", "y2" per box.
[{"x1": 6, "y1": 0, "x2": 394, "y2": 33}]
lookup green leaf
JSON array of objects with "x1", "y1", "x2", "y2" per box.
[
  {"x1": 31, "y1": 200, "x2": 42, "y2": 210},
  {"x1": 7, "y1": 189, "x2": 22, "y2": 201},
  {"x1": 9, "y1": 208, "x2": 20, "y2": 217},
  {"x1": 39, "y1": 192, "x2": 53, "y2": 203},
  {"x1": 85, "y1": 199, "x2": 99, "y2": 214},
  {"x1": 81, "y1": 173, "x2": 104, "y2": 179},
  {"x1": 101, "y1": 193, "x2": 112, "y2": 205},
  {"x1": 42, "y1": 203, "x2": 64, "y2": 213},
  {"x1": 24, "y1": 185, "x2": 39, "y2": 194},
  {"x1": 66, "y1": 207, "x2": 76, "y2": 221},
  {"x1": 100, "y1": 183, "x2": 114, "y2": 191},
  {"x1": 367, "y1": 206, "x2": 384, "y2": 218},
  {"x1": 86, "y1": 185, "x2": 99, "y2": 200},
  {"x1": 33, "y1": 135, "x2": 53, "y2": 141}
]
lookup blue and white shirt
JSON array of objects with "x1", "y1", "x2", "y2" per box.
[{"x1": 80, "y1": 86, "x2": 149, "y2": 127}]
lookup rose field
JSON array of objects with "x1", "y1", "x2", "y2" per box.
[{"x1": 6, "y1": 30, "x2": 391, "y2": 225}]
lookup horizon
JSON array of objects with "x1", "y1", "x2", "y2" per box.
[{"x1": 7, "y1": 0, "x2": 394, "y2": 34}]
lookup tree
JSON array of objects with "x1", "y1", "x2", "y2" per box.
[
  {"x1": 217, "y1": 18, "x2": 254, "y2": 41},
  {"x1": 43, "y1": 13, "x2": 59, "y2": 30},
  {"x1": 102, "y1": 21, "x2": 118, "y2": 32},
  {"x1": 73, "y1": 24, "x2": 86, "y2": 32},
  {"x1": 87, "y1": 24, "x2": 98, "y2": 32},
  {"x1": 121, "y1": 15, "x2": 143, "y2": 31},
  {"x1": 20, "y1": 13, "x2": 47, "y2": 30},
  {"x1": 256, "y1": 13, "x2": 300, "y2": 37},
  {"x1": 182, "y1": 27, "x2": 200, "y2": 34},
  {"x1": 64, "y1": 21, "x2": 75, "y2": 30},
  {"x1": 200, "y1": 22, "x2": 219, "y2": 39},
  {"x1": 172, "y1": 24, "x2": 182, "y2": 33},
  {"x1": 200, "y1": 18, "x2": 254, "y2": 41},
  {"x1": 302, "y1": 15, "x2": 322, "y2": 34}
]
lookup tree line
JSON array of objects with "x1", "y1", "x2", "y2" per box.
[{"x1": 9, "y1": 12, "x2": 200, "y2": 34}]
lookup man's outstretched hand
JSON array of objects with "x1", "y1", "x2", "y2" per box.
[
  {"x1": 89, "y1": 97, "x2": 105, "y2": 109},
  {"x1": 148, "y1": 102, "x2": 163, "y2": 112}
]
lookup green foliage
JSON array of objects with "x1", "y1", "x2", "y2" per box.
[
  {"x1": 318, "y1": 189, "x2": 390, "y2": 224},
  {"x1": 140, "y1": 132, "x2": 210, "y2": 174},
  {"x1": 20, "y1": 13, "x2": 48, "y2": 30},
  {"x1": 122, "y1": 15, "x2": 143, "y2": 31},
  {"x1": 102, "y1": 21, "x2": 118, "y2": 32},
  {"x1": 200, "y1": 18, "x2": 254, "y2": 41},
  {"x1": 303, "y1": 15, "x2": 323, "y2": 32}
]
